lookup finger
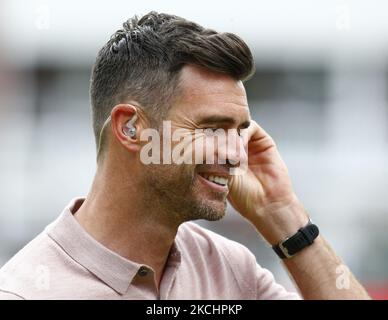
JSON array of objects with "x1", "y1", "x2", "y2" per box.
[{"x1": 247, "y1": 120, "x2": 273, "y2": 143}]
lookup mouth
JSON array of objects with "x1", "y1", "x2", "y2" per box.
[{"x1": 197, "y1": 172, "x2": 229, "y2": 192}]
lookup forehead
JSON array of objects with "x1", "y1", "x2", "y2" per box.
[{"x1": 172, "y1": 64, "x2": 249, "y2": 121}]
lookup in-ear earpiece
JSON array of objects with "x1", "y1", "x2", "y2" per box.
[
  {"x1": 126, "y1": 126, "x2": 136, "y2": 138},
  {"x1": 123, "y1": 114, "x2": 138, "y2": 138}
]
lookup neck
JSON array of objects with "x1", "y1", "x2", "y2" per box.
[{"x1": 74, "y1": 158, "x2": 179, "y2": 288}]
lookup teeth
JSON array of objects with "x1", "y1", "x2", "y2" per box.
[{"x1": 201, "y1": 174, "x2": 228, "y2": 186}]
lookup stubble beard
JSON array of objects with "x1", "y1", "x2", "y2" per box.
[{"x1": 140, "y1": 163, "x2": 227, "y2": 225}]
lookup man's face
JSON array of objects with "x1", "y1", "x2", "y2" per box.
[{"x1": 140, "y1": 64, "x2": 251, "y2": 223}]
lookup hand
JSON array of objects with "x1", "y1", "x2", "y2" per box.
[
  {"x1": 228, "y1": 122, "x2": 370, "y2": 300},
  {"x1": 228, "y1": 120, "x2": 309, "y2": 243}
]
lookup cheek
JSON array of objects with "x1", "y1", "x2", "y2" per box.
[
  {"x1": 191, "y1": 134, "x2": 214, "y2": 164},
  {"x1": 160, "y1": 164, "x2": 196, "y2": 185}
]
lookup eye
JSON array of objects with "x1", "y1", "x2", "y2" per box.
[
  {"x1": 203, "y1": 127, "x2": 219, "y2": 134},
  {"x1": 238, "y1": 123, "x2": 250, "y2": 137}
]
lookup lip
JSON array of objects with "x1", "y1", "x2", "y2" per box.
[
  {"x1": 198, "y1": 171, "x2": 230, "y2": 177},
  {"x1": 197, "y1": 173, "x2": 229, "y2": 193}
]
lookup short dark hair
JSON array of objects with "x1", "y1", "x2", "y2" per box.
[{"x1": 90, "y1": 11, "x2": 255, "y2": 157}]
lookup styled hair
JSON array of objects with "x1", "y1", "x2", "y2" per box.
[{"x1": 90, "y1": 11, "x2": 255, "y2": 157}]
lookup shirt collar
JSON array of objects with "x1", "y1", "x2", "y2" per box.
[{"x1": 45, "y1": 197, "x2": 181, "y2": 295}]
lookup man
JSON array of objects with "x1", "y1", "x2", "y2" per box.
[{"x1": 0, "y1": 11, "x2": 370, "y2": 300}]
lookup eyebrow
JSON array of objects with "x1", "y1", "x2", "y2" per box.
[{"x1": 198, "y1": 115, "x2": 251, "y2": 128}]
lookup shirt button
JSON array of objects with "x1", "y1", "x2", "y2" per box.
[{"x1": 137, "y1": 266, "x2": 149, "y2": 277}]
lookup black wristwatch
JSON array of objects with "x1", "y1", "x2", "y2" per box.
[{"x1": 272, "y1": 219, "x2": 319, "y2": 259}]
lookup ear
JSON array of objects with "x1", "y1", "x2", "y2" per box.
[{"x1": 110, "y1": 104, "x2": 143, "y2": 153}]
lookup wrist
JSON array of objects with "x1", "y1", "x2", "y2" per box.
[
  {"x1": 252, "y1": 196, "x2": 310, "y2": 246},
  {"x1": 272, "y1": 218, "x2": 319, "y2": 259}
]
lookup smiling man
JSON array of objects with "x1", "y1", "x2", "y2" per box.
[{"x1": 0, "y1": 11, "x2": 370, "y2": 300}]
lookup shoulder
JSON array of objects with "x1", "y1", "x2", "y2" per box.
[
  {"x1": 0, "y1": 226, "x2": 85, "y2": 299},
  {"x1": 0, "y1": 289, "x2": 24, "y2": 300},
  {"x1": 0, "y1": 231, "x2": 46, "y2": 299}
]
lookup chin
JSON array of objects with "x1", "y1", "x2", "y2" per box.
[
  {"x1": 204, "y1": 211, "x2": 226, "y2": 222},
  {"x1": 192, "y1": 198, "x2": 227, "y2": 222}
]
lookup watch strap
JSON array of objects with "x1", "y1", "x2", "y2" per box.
[{"x1": 273, "y1": 219, "x2": 319, "y2": 259}]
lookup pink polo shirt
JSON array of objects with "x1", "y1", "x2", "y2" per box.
[{"x1": 0, "y1": 198, "x2": 300, "y2": 300}]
